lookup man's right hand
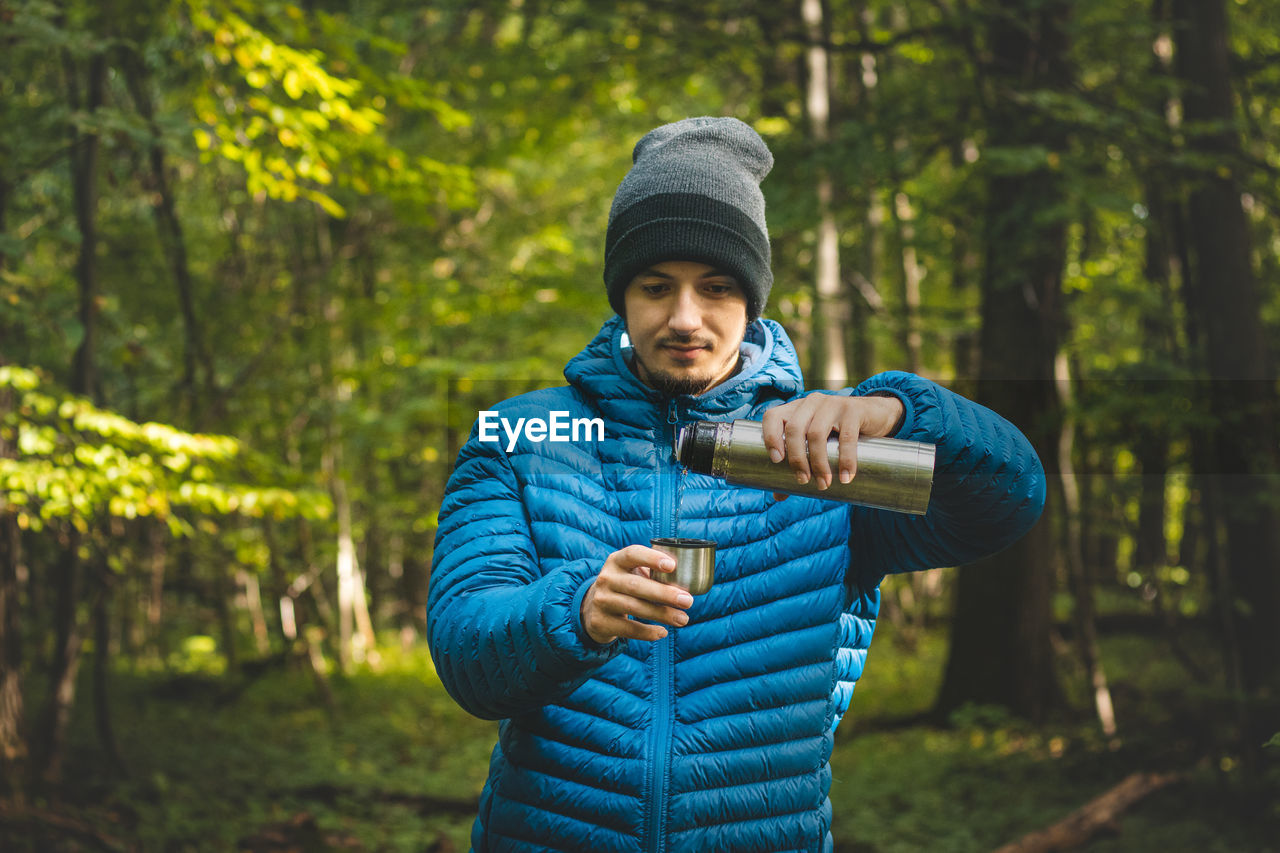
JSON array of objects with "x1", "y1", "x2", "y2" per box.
[{"x1": 580, "y1": 545, "x2": 694, "y2": 644}]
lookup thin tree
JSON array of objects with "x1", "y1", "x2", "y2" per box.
[
  {"x1": 0, "y1": 385, "x2": 25, "y2": 799},
  {"x1": 36, "y1": 14, "x2": 111, "y2": 784},
  {"x1": 802, "y1": 0, "x2": 850, "y2": 389}
]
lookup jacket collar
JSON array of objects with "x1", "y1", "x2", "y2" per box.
[{"x1": 563, "y1": 315, "x2": 806, "y2": 428}]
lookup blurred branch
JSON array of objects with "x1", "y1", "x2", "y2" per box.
[{"x1": 846, "y1": 269, "x2": 885, "y2": 313}]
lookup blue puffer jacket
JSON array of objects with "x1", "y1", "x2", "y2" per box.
[{"x1": 428, "y1": 317, "x2": 1045, "y2": 853}]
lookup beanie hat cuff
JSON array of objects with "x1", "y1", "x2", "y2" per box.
[{"x1": 604, "y1": 192, "x2": 772, "y2": 320}]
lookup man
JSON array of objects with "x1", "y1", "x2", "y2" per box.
[{"x1": 428, "y1": 117, "x2": 1045, "y2": 852}]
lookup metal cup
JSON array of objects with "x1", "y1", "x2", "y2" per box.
[{"x1": 650, "y1": 537, "x2": 716, "y2": 596}]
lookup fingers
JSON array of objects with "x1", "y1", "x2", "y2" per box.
[
  {"x1": 784, "y1": 411, "x2": 818, "y2": 485},
  {"x1": 762, "y1": 394, "x2": 904, "y2": 491},
  {"x1": 581, "y1": 546, "x2": 694, "y2": 644},
  {"x1": 761, "y1": 406, "x2": 787, "y2": 464},
  {"x1": 836, "y1": 427, "x2": 859, "y2": 484},
  {"x1": 761, "y1": 398, "x2": 821, "y2": 479},
  {"x1": 591, "y1": 594, "x2": 690, "y2": 642},
  {"x1": 605, "y1": 560, "x2": 692, "y2": 614},
  {"x1": 764, "y1": 395, "x2": 850, "y2": 490},
  {"x1": 611, "y1": 544, "x2": 677, "y2": 576}
]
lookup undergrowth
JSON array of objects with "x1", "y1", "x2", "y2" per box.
[{"x1": 7, "y1": 626, "x2": 1277, "y2": 852}]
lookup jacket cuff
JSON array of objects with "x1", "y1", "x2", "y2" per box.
[
  {"x1": 531, "y1": 558, "x2": 622, "y2": 671},
  {"x1": 849, "y1": 373, "x2": 921, "y2": 438},
  {"x1": 863, "y1": 389, "x2": 911, "y2": 437},
  {"x1": 571, "y1": 573, "x2": 624, "y2": 652},
  {"x1": 804, "y1": 383, "x2": 916, "y2": 438}
]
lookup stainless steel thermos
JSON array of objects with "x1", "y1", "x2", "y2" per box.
[{"x1": 675, "y1": 419, "x2": 936, "y2": 515}]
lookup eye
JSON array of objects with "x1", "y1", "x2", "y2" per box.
[
  {"x1": 640, "y1": 282, "x2": 670, "y2": 296},
  {"x1": 702, "y1": 281, "x2": 739, "y2": 297}
]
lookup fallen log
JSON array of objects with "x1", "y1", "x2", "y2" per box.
[{"x1": 992, "y1": 771, "x2": 1185, "y2": 853}]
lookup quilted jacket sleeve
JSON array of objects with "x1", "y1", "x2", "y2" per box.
[
  {"x1": 845, "y1": 371, "x2": 1046, "y2": 578},
  {"x1": 427, "y1": 433, "x2": 621, "y2": 721}
]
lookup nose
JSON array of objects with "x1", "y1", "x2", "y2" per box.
[{"x1": 668, "y1": 286, "x2": 702, "y2": 335}]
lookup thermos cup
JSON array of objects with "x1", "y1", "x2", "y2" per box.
[
  {"x1": 675, "y1": 419, "x2": 935, "y2": 515},
  {"x1": 650, "y1": 537, "x2": 716, "y2": 596}
]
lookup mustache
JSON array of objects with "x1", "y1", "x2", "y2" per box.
[{"x1": 655, "y1": 336, "x2": 714, "y2": 350}]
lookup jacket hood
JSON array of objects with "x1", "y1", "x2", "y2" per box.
[{"x1": 563, "y1": 315, "x2": 805, "y2": 428}]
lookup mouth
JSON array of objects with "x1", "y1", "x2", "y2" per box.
[
  {"x1": 662, "y1": 345, "x2": 708, "y2": 363},
  {"x1": 659, "y1": 339, "x2": 712, "y2": 360}
]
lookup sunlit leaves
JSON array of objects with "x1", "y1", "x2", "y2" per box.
[
  {"x1": 1, "y1": 366, "x2": 331, "y2": 533},
  {"x1": 184, "y1": 0, "x2": 475, "y2": 217}
]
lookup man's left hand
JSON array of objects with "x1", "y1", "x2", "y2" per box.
[{"x1": 760, "y1": 393, "x2": 904, "y2": 494}]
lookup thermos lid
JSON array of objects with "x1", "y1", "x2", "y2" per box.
[{"x1": 674, "y1": 421, "x2": 719, "y2": 474}]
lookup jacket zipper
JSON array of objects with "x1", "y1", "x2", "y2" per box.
[{"x1": 646, "y1": 399, "x2": 681, "y2": 853}]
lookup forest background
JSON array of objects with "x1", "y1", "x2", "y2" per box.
[{"x1": 1, "y1": 0, "x2": 1278, "y2": 850}]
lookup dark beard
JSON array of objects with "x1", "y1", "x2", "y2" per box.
[
  {"x1": 631, "y1": 349, "x2": 743, "y2": 398},
  {"x1": 644, "y1": 369, "x2": 717, "y2": 398}
]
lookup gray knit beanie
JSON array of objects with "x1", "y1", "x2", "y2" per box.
[{"x1": 604, "y1": 117, "x2": 774, "y2": 320}]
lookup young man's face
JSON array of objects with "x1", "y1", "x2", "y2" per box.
[{"x1": 623, "y1": 260, "x2": 749, "y2": 397}]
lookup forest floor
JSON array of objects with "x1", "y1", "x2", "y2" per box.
[{"x1": 4, "y1": 622, "x2": 1277, "y2": 852}]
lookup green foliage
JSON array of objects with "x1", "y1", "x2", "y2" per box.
[
  {"x1": 834, "y1": 624, "x2": 1275, "y2": 853},
  {"x1": 0, "y1": 365, "x2": 331, "y2": 534},
  {"x1": 29, "y1": 630, "x2": 1272, "y2": 852},
  {"x1": 54, "y1": 644, "x2": 494, "y2": 852},
  {"x1": 2, "y1": 0, "x2": 1279, "y2": 838},
  {"x1": 185, "y1": 0, "x2": 475, "y2": 217}
]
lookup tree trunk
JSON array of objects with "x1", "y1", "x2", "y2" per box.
[
  {"x1": 0, "y1": 392, "x2": 26, "y2": 799},
  {"x1": 214, "y1": 556, "x2": 239, "y2": 673},
  {"x1": 890, "y1": 190, "x2": 924, "y2": 375},
  {"x1": 1132, "y1": 0, "x2": 1185, "y2": 588},
  {"x1": 238, "y1": 570, "x2": 271, "y2": 657},
  {"x1": 1172, "y1": 0, "x2": 1280, "y2": 704},
  {"x1": 948, "y1": 139, "x2": 980, "y2": 398},
  {"x1": 844, "y1": 2, "x2": 881, "y2": 383},
  {"x1": 91, "y1": 560, "x2": 125, "y2": 777},
  {"x1": 36, "y1": 531, "x2": 86, "y2": 787},
  {"x1": 35, "y1": 29, "x2": 110, "y2": 788},
  {"x1": 147, "y1": 520, "x2": 167, "y2": 659},
  {"x1": 935, "y1": 0, "x2": 1070, "y2": 722},
  {"x1": 398, "y1": 450, "x2": 435, "y2": 645},
  {"x1": 802, "y1": 0, "x2": 848, "y2": 389},
  {"x1": 1056, "y1": 353, "x2": 1116, "y2": 737},
  {"x1": 64, "y1": 45, "x2": 107, "y2": 403},
  {"x1": 121, "y1": 51, "x2": 215, "y2": 425},
  {"x1": 0, "y1": 178, "x2": 14, "y2": 353},
  {"x1": 332, "y1": 473, "x2": 377, "y2": 670}
]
